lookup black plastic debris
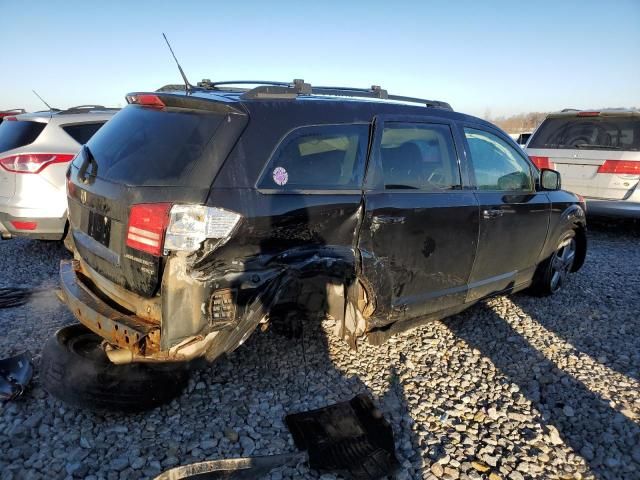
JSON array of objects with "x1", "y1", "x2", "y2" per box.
[
  {"x1": 155, "y1": 395, "x2": 398, "y2": 480},
  {"x1": 0, "y1": 351, "x2": 34, "y2": 400},
  {"x1": 286, "y1": 394, "x2": 399, "y2": 479}
]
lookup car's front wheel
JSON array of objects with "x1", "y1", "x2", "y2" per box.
[{"x1": 530, "y1": 231, "x2": 577, "y2": 296}]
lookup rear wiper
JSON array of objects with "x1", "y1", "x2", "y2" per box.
[
  {"x1": 574, "y1": 144, "x2": 622, "y2": 150},
  {"x1": 77, "y1": 145, "x2": 98, "y2": 184}
]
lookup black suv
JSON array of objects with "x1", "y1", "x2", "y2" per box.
[{"x1": 46, "y1": 80, "x2": 587, "y2": 408}]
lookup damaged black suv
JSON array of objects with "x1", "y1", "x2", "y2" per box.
[{"x1": 45, "y1": 80, "x2": 586, "y2": 409}]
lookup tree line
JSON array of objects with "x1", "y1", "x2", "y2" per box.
[{"x1": 486, "y1": 112, "x2": 550, "y2": 134}]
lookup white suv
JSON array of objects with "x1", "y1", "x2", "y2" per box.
[
  {"x1": 526, "y1": 108, "x2": 640, "y2": 218},
  {"x1": 0, "y1": 106, "x2": 117, "y2": 240}
]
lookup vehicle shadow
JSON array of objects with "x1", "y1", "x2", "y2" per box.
[
  {"x1": 510, "y1": 219, "x2": 640, "y2": 383},
  {"x1": 445, "y1": 301, "x2": 640, "y2": 480}
]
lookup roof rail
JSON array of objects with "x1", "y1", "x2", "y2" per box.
[
  {"x1": 561, "y1": 108, "x2": 580, "y2": 112},
  {"x1": 60, "y1": 105, "x2": 118, "y2": 114},
  {"x1": 196, "y1": 79, "x2": 452, "y2": 110}
]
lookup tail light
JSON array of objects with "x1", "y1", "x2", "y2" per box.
[
  {"x1": 597, "y1": 160, "x2": 640, "y2": 175},
  {"x1": 529, "y1": 156, "x2": 554, "y2": 170},
  {"x1": 126, "y1": 203, "x2": 172, "y2": 256},
  {"x1": 0, "y1": 153, "x2": 75, "y2": 174},
  {"x1": 164, "y1": 205, "x2": 242, "y2": 252},
  {"x1": 10, "y1": 221, "x2": 37, "y2": 230},
  {"x1": 126, "y1": 203, "x2": 242, "y2": 256}
]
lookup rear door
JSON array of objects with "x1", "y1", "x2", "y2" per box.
[
  {"x1": 358, "y1": 115, "x2": 479, "y2": 324},
  {"x1": 462, "y1": 126, "x2": 550, "y2": 300},
  {"x1": 527, "y1": 114, "x2": 640, "y2": 199},
  {"x1": 67, "y1": 99, "x2": 247, "y2": 297}
]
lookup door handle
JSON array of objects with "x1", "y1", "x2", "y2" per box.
[
  {"x1": 372, "y1": 215, "x2": 406, "y2": 225},
  {"x1": 482, "y1": 209, "x2": 504, "y2": 219}
]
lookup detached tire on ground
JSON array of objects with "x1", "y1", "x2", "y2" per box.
[{"x1": 41, "y1": 324, "x2": 190, "y2": 412}]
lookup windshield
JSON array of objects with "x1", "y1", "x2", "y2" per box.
[
  {"x1": 80, "y1": 105, "x2": 224, "y2": 186},
  {"x1": 0, "y1": 120, "x2": 46, "y2": 153},
  {"x1": 528, "y1": 116, "x2": 640, "y2": 151}
]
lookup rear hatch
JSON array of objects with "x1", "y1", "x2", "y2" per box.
[
  {"x1": 0, "y1": 117, "x2": 48, "y2": 199},
  {"x1": 67, "y1": 93, "x2": 248, "y2": 297},
  {"x1": 527, "y1": 113, "x2": 640, "y2": 199}
]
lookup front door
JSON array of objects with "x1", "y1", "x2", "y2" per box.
[
  {"x1": 461, "y1": 126, "x2": 550, "y2": 301},
  {"x1": 358, "y1": 117, "x2": 479, "y2": 325}
]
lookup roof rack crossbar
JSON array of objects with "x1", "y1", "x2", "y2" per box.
[{"x1": 236, "y1": 80, "x2": 451, "y2": 110}]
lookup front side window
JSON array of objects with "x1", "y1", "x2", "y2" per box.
[
  {"x1": 258, "y1": 124, "x2": 368, "y2": 190},
  {"x1": 464, "y1": 127, "x2": 534, "y2": 191},
  {"x1": 379, "y1": 123, "x2": 460, "y2": 190}
]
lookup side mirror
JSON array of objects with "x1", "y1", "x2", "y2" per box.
[{"x1": 540, "y1": 168, "x2": 561, "y2": 191}]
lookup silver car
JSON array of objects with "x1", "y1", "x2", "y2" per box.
[
  {"x1": 526, "y1": 108, "x2": 640, "y2": 218},
  {"x1": 0, "y1": 106, "x2": 117, "y2": 240}
]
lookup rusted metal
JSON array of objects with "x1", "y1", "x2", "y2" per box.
[{"x1": 60, "y1": 260, "x2": 160, "y2": 354}]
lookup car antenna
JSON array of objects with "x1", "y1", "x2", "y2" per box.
[
  {"x1": 32, "y1": 90, "x2": 59, "y2": 111},
  {"x1": 162, "y1": 33, "x2": 192, "y2": 94}
]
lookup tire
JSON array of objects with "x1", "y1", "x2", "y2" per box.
[
  {"x1": 530, "y1": 230, "x2": 577, "y2": 296},
  {"x1": 41, "y1": 324, "x2": 190, "y2": 412}
]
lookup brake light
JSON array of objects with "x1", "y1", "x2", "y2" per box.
[
  {"x1": 529, "y1": 156, "x2": 554, "y2": 169},
  {"x1": 126, "y1": 94, "x2": 165, "y2": 109},
  {"x1": 577, "y1": 111, "x2": 600, "y2": 117},
  {"x1": 10, "y1": 221, "x2": 37, "y2": 230},
  {"x1": 4, "y1": 116, "x2": 17, "y2": 121},
  {"x1": 597, "y1": 160, "x2": 640, "y2": 175},
  {"x1": 0, "y1": 153, "x2": 75, "y2": 174},
  {"x1": 126, "y1": 203, "x2": 172, "y2": 256}
]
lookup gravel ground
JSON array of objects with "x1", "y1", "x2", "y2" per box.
[{"x1": 0, "y1": 221, "x2": 639, "y2": 480}]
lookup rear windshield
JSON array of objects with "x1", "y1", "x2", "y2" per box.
[
  {"x1": 0, "y1": 120, "x2": 46, "y2": 153},
  {"x1": 528, "y1": 116, "x2": 640, "y2": 151},
  {"x1": 81, "y1": 106, "x2": 224, "y2": 186}
]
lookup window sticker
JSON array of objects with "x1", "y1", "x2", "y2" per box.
[{"x1": 272, "y1": 166, "x2": 288, "y2": 186}]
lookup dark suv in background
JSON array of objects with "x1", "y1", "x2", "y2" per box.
[{"x1": 44, "y1": 80, "x2": 587, "y2": 409}]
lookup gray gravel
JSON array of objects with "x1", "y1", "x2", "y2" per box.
[{"x1": 1, "y1": 221, "x2": 639, "y2": 480}]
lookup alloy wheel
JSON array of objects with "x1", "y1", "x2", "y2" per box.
[{"x1": 550, "y1": 237, "x2": 576, "y2": 292}]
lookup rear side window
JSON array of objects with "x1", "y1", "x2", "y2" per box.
[
  {"x1": 380, "y1": 123, "x2": 460, "y2": 190},
  {"x1": 528, "y1": 116, "x2": 640, "y2": 151},
  {"x1": 63, "y1": 122, "x2": 105, "y2": 145},
  {"x1": 464, "y1": 127, "x2": 534, "y2": 191},
  {"x1": 258, "y1": 124, "x2": 368, "y2": 190},
  {"x1": 83, "y1": 106, "x2": 224, "y2": 186},
  {"x1": 0, "y1": 120, "x2": 46, "y2": 152}
]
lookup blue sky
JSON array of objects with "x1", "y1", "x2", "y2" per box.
[{"x1": 1, "y1": 0, "x2": 638, "y2": 118}]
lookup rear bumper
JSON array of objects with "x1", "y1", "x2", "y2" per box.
[
  {"x1": 0, "y1": 211, "x2": 66, "y2": 240},
  {"x1": 585, "y1": 198, "x2": 640, "y2": 218},
  {"x1": 60, "y1": 259, "x2": 161, "y2": 354},
  {"x1": 59, "y1": 259, "x2": 245, "y2": 364}
]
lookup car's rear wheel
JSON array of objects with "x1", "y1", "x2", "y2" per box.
[
  {"x1": 530, "y1": 231, "x2": 577, "y2": 296},
  {"x1": 41, "y1": 324, "x2": 190, "y2": 412}
]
